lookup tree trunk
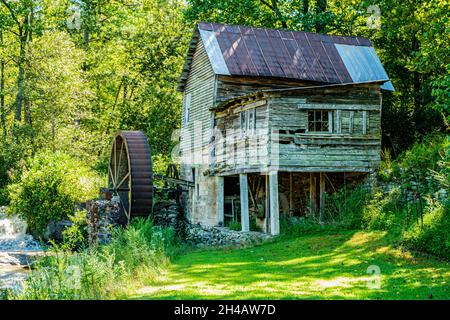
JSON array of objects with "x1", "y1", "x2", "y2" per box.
[
  {"x1": 260, "y1": 0, "x2": 288, "y2": 28},
  {"x1": 303, "y1": 0, "x2": 309, "y2": 14},
  {"x1": 0, "y1": 31, "x2": 6, "y2": 137},
  {"x1": 412, "y1": 31, "x2": 421, "y2": 108},
  {"x1": 15, "y1": 25, "x2": 26, "y2": 122},
  {"x1": 315, "y1": 0, "x2": 327, "y2": 33}
]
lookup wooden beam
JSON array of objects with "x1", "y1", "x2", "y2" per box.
[
  {"x1": 269, "y1": 171, "x2": 280, "y2": 236},
  {"x1": 216, "y1": 176, "x2": 224, "y2": 226},
  {"x1": 289, "y1": 172, "x2": 293, "y2": 216},
  {"x1": 309, "y1": 173, "x2": 317, "y2": 216},
  {"x1": 239, "y1": 173, "x2": 250, "y2": 232},
  {"x1": 319, "y1": 172, "x2": 326, "y2": 223}
]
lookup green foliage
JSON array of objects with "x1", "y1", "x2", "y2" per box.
[
  {"x1": 61, "y1": 210, "x2": 89, "y2": 251},
  {"x1": 0, "y1": 138, "x2": 28, "y2": 204},
  {"x1": 323, "y1": 186, "x2": 371, "y2": 229},
  {"x1": 14, "y1": 218, "x2": 181, "y2": 300},
  {"x1": 7, "y1": 152, "x2": 101, "y2": 237},
  {"x1": 330, "y1": 134, "x2": 448, "y2": 258},
  {"x1": 280, "y1": 215, "x2": 343, "y2": 236},
  {"x1": 402, "y1": 199, "x2": 450, "y2": 259},
  {"x1": 249, "y1": 217, "x2": 262, "y2": 232},
  {"x1": 228, "y1": 220, "x2": 241, "y2": 231}
]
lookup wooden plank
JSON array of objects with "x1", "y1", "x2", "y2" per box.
[
  {"x1": 319, "y1": 172, "x2": 325, "y2": 223},
  {"x1": 239, "y1": 173, "x2": 250, "y2": 232},
  {"x1": 289, "y1": 172, "x2": 293, "y2": 216},
  {"x1": 216, "y1": 176, "x2": 224, "y2": 226},
  {"x1": 310, "y1": 173, "x2": 317, "y2": 216},
  {"x1": 269, "y1": 171, "x2": 280, "y2": 236},
  {"x1": 363, "y1": 110, "x2": 367, "y2": 135}
]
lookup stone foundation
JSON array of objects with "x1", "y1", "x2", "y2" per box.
[{"x1": 185, "y1": 224, "x2": 272, "y2": 248}]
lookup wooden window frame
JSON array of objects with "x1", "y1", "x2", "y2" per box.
[
  {"x1": 307, "y1": 110, "x2": 333, "y2": 133},
  {"x1": 183, "y1": 93, "x2": 191, "y2": 125},
  {"x1": 240, "y1": 108, "x2": 256, "y2": 137}
]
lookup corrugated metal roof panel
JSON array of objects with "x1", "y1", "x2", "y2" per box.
[
  {"x1": 178, "y1": 23, "x2": 393, "y2": 91},
  {"x1": 199, "y1": 29, "x2": 230, "y2": 75},
  {"x1": 335, "y1": 44, "x2": 394, "y2": 91}
]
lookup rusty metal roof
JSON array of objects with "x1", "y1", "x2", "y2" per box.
[{"x1": 178, "y1": 22, "x2": 393, "y2": 91}]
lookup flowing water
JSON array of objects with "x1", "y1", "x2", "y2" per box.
[{"x1": 0, "y1": 207, "x2": 43, "y2": 291}]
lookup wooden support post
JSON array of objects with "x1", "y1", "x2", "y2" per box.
[
  {"x1": 289, "y1": 172, "x2": 293, "y2": 216},
  {"x1": 319, "y1": 172, "x2": 325, "y2": 223},
  {"x1": 309, "y1": 173, "x2": 317, "y2": 216},
  {"x1": 265, "y1": 174, "x2": 269, "y2": 233},
  {"x1": 216, "y1": 176, "x2": 224, "y2": 226},
  {"x1": 269, "y1": 171, "x2": 280, "y2": 236},
  {"x1": 239, "y1": 173, "x2": 250, "y2": 232}
]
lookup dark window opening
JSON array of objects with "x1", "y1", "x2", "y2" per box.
[{"x1": 308, "y1": 110, "x2": 331, "y2": 132}]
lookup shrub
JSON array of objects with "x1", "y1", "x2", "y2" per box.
[
  {"x1": 0, "y1": 138, "x2": 29, "y2": 205},
  {"x1": 7, "y1": 152, "x2": 101, "y2": 237},
  {"x1": 228, "y1": 221, "x2": 241, "y2": 231},
  {"x1": 402, "y1": 200, "x2": 450, "y2": 259},
  {"x1": 15, "y1": 218, "x2": 181, "y2": 300},
  {"x1": 280, "y1": 215, "x2": 342, "y2": 236},
  {"x1": 323, "y1": 185, "x2": 370, "y2": 228},
  {"x1": 62, "y1": 210, "x2": 90, "y2": 251}
]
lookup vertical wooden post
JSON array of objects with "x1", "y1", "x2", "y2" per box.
[
  {"x1": 362, "y1": 111, "x2": 367, "y2": 135},
  {"x1": 269, "y1": 171, "x2": 280, "y2": 236},
  {"x1": 289, "y1": 172, "x2": 293, "y2": 216},
  {"x1": 309, "y1": 173, "x2": 317, "y2": 216},
  {"x1": 216, "y1": 176, "x2": 224, "y2": 226},
  {"x1": 319, "y1": 172, "x2": 325, "y2": 223},
  {"x1": 239, "y1": 173, "x2": 250, "y2": 232},
  {"x1": 265, "y1": 174, "x2": 270, "y2": 233}
]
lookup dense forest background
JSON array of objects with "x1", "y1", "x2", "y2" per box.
[{"x1": 0, "y1": 0, "x2": 448, "y2": 201}]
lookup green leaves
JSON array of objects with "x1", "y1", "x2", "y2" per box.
[{"x1": 7, "y1": 151, "x2": 101, "y2": 237}]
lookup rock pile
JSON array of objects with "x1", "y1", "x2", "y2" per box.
[
  {"x1": 153, "y1": 200, "x2": 181, "y2": 229},
  {"x1": 185, "y1": 224, "x2": 272, "y2": 248},
  {"x1": 86, "y1": 200, "x2": 124, "y2": 245}
]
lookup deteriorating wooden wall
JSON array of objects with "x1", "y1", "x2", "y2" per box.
[
  {"x1": 179, "y1": 38, "x2": 218, "y2": 225},
  {"x1": 209, "y1": 84, "x2": 382, "y2": 175},
  {"x1": 268, "y1": 84, "x2": 382, "y2": 172},
  {"x1": 214, "y1": 75, "x2": 317, "y2": 106},
  {"x1": 211, "y1": 98, "x2": 269, "y2": 175}
]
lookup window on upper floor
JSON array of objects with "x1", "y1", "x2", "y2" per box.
[
  {"x1": 183, "y1": 93, "x2": 191, "y2": 125},
  {"x1": 307, "y1": 110, "x2": 333, "y2": 133},
  {"x1": 240, "y1": 108, "x2": 256, "y2": 136}
]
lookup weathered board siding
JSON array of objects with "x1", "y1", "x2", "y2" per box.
[
  {"x1": 210, "y1": 99, "x2": 269, "y2": 175},
  {"x1": 180, "y1": 38, "x2": 216, "y2": 169},
  {"x1": 208, "y1": 84, "x2": 382, "y2": 175},
  {"x1": 268, "y1": 85, "x2": 382, "y2": 172},
  {"x1": 179, "y1": 38, "x2": 218, "y2": 225},
  {"x1": 214, "y1": 75, "x2": 318, "y2": 106}
]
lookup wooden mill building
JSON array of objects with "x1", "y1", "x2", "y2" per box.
[{"x1": 177, "y1": 22, "x2": 393, "y2": 235}]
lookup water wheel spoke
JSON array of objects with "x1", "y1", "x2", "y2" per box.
[
  {"x1": 117, "y1": 140, "x2": 124, "y2": 182},
  {"x1": 109, "y1": 164, "x2": 116, "y2": 187},
  {"x1": 116, "y1": 172, "x2": 130, "y2": 190},
  {"x1": 113, "y1": 140, "x2": 118, "y2": 185}
]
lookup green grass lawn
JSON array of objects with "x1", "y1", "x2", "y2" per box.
[{"x1": 131, "y1": 231, "x2": 449, "y2": 300}]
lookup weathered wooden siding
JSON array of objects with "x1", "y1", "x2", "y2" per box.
[
  {"x1": 210, "y1": 99, "x2": 270, "y2": 175},
  {"x1": 209, "y1": 85, "x2": 382, "y2": 175},
  {"x1": 180, "y1": 38, "x2": 216, "y2": 174},
  {"x1": 268, "y1": 85, "x2": 382, "y2": 172},
  {"x1": 214, "y1": 75, "x2": 317, "y2": 106},
  {"x1": 179, "y1": 38, "x2": 218, "y2": 225}
]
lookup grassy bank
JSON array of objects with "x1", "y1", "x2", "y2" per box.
[
  {"x1": 132, "y1": 231, "x2": 449, "y2": 300},
  {"x1": 2, "y1": 219, "x2": 182, "y2": 300}
]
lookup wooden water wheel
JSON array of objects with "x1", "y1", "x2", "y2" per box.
[{"x1": 108, "y1": 131, "x2": 153, "y2": 223}]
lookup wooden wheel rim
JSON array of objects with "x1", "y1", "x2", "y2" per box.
[{"x1": 108, "y1": 131, "x2": 153, "y2": 223}]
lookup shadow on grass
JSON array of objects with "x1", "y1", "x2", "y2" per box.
[{"x1": 132, "y1": 230, "x2": 450, "y2": 300}]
